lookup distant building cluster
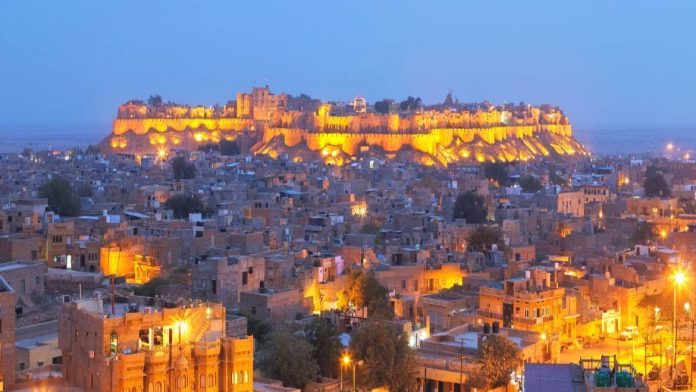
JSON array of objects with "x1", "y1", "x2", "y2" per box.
[{"x1": 3, "y1": 109, "x2": 696, "y2": 391}]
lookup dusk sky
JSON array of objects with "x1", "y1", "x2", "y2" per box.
[{"x1": 2, "y1": 1, "x2": 695, "y2": 134}]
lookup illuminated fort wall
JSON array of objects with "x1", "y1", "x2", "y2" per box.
[{"x1": 106, "y1": 88, "x2": 585, "y2": 165}]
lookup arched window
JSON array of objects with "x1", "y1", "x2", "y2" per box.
[
  {"x1": 208, "y1": 374, "x2": 213, "y2": 387},
  {"x1": 148, "y1": 382, "x2": 153, "y2": 392},
  {"x1": 155, "y1": 382, "x2": 162, "y2": 392},
  {"x1": 243, "y1": 370, "x2": 249, "y2": 383},
  {"x1": 200, "y1": 374, "x2": 206, "y2": 388},
  {"x1": 232, "y1": 372, "x2": 238, "y2": 384}
]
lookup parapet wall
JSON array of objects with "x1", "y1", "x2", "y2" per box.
[{"x1": 261, "y1": 124, "x2": 572, "y2": 156}]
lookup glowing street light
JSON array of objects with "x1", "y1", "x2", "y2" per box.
[
  {"x1": 340, "y1": 354, "x2": 351, "y2": 390},
  {"x1": 667, "y1": 143, "x2": 674, "y2": 151},
  {"x1": 672, "y1": 270, "x2": 687, "y2": 381}
]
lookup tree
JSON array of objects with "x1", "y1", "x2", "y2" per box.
[
  {"x1": 238, "y1": 310, "x2": 272, "y2": 345},
  {"x1": 39, "y1": 177, "x2": 81, "y2": 216},
  {"x1": 259, "y1": 331, "x2": 318, "y2": 389},
  {"x1": 337, "y1": 270, "x2": 393, "y2": 319},
  {"x1": 452, "y1": 191, "x2": 487, "y2": 224},
  {"x1": 172, "y1": 156, "x2": 196, "y2": 180},
  {"x1": 77, "y1": 182, "x2": 94, "y2": 197},
  {"x1": 373, "y1": 99, "x2": 390, "y2": 114},
  {"x1": 519, "y1": 175, "x2": 543, "y2": 193},
  {"x1": 133, "y1": 277, "x2": 170, "y2": 297},
  {"x1": 399, "y1": 96, "x2": 422, "y2": 112},
  {"x1": 550, "y1": 172, "x2": 567, "y2": 186},
  {"x1": 468, "y1": 226, "x2": 507, "y2": 254},
  {"x1": 483, "y1": 162, "x2": 510, "y2": 187},
  {"x1": 350, "y1": 321, "x2": 418, "y2": 392},
  {"x1": 147, "y1": 95, "x2": 163, "y2": 107},
  {"x1": 304, "y1": 317, "x2": 342, "y2": 378},
  {"x1": 644, "y1": 168, "x2": 671, "y2": 197},
  {"x1": 197, "y1": 140, "x2": 241, "y2": 156},
  {"x1": 85, "y1": 144, "x2": 101, "y2": 155},
  {"x1": 219, "y1": 140, "x2": 241, "y2": 156},
  {"x1": 630, "y1": 221, "x2": 656, "y2": 245},
  {"x1": 164, "y1": 194, "x2": 206, "y2": 219},
  {"x1": 360, "y1": 223, "x2": 380, "y2": 235},
  {"x1": 479, "y1": 334, "x2": 522, "y2": 389}
]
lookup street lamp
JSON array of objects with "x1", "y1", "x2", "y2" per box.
[
  {"x1": 352, "y1": 360, "x2": 363, "y2": 392},
  {"x1": 685, "y1": 302, "x2": 695, "y2": 388},
  {"x1": 672, "y1": 271, "x2": 687, "y2": 382},
  {"x1": 340, "y1": 354, "x2": 351, "y2": 391}
]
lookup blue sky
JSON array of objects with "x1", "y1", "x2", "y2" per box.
[{"x1": 1, "y1": 1, "x2": 695, "y2": 134}]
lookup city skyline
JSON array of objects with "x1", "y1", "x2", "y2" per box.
[{"x1": 1, "y1": 1, "x2": 696, "y2": 133}]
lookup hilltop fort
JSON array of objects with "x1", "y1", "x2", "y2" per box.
[{"x1": 103, "y1": 86, "x2": 586, "y2": 166}]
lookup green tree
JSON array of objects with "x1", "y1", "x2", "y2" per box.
[
  {"x1": 133, "y1": 277, "x2": 170, "y2": 297},
  {"x1": 519, "y1": 175, "x2": 543, "y2": 193},
  {"x1": 39, "y1": 177, "x2": 81, "y2": 216},
  {"x1": 350, "y1": 321, "x2": 418, "y2": 392},
  {"x1": 483, "y1": 162, "x2": 510, "y2": 187},
  {"x1": 305, "y1": 317, "x2": 342, "y2": 378},
  {"x1": 337, "y1": 270, "x2": 393, "y2": 319},
  {"x1": 630, "y1": 221, "x2": 656, "y2": 245},
  {"x1": 468, "y1": 226, "x2": 507, "y2": 254},
  {"x1": 373, "y1": 100, "x2": 391, "y2": 114},
  {"x1": 644, "y1": 168, "x2": 671, "y2": 197},
  {"x1": 260, "y1": 331, "x2": 318, "y2": 389},
  {"x1": 452, "y1": 191, "x2": 487, "y2": 224},
  {"x1": 479, "y1": 334, "x2": 522, "y2": 389},
  {"x1": 164, "y1": 194, "x2": 206, "y2": 219},
  {"x1": 238, "y1": 310, "x2": 272, "y2": 345},
  {"x1": 172, "y1": 156, "x2": 196, "y2": 180}
]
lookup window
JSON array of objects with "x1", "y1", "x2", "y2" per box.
[
  {"x1": 401, "y1": 280, "x2": 406, "y2": 290},
  {"x1": 524, "y1": 309, "x2": 529, "y2": 318},
  {"x1": 31, "y1": 250, "x2": 37, "y2": 260},
  {"x1": 35, "y1": 276, "x2": 40, "y2": 285},
  {"x1": 242, "y1": 271, "x2": 248, "y2": 285},
  {"x1": 52, "y1": 235, "x2": 63, "y2": 243},
  {"x1": 110, "y1": 332, "x2": 118, "y2": 353},
  {"x1": 251, "y1": 306, "x2": 256, "y2": 316},
  {"x1": 211, "y1": 279, "x2": 217, "y2": 295}
]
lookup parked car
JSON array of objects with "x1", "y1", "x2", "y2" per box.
[{"x1": 619, "y1": 326, "x2": 639, "y2": 340}]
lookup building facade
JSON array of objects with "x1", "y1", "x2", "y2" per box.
[{"x1": 59, "y1": 299, "x2": 253, "y2": 392}]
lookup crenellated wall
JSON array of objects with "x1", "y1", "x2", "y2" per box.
[
  {"x1": 113, "y1": 118, "x2": 255, "y2": 135},
  {"x1": 105, "y1": 96, "x2": 585, "y2": 166}
]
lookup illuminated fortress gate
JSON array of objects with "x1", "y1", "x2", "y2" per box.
[
  {"x1": 58, "y1": 299, "x2": 253, "y2": 392},
  {"x1": 103, "y1": 86, "x2": 587, "y2": 166}
]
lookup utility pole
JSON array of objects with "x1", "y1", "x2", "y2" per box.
[{"x1": 459, "y1": 338, "x2": 464, "y2": 388}]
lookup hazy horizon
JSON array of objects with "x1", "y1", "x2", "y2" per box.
[{"x1": 2, "y1": 1, "x2": 696, "y2": 133}]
